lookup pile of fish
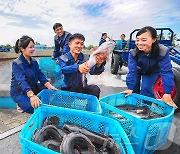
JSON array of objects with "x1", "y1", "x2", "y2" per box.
[
  {"x1": 32, "y1": 116, "x2": 121, "y2": 154},
  {"x1": 110, "y1": 104, "x2": 165, "y2": 120}
]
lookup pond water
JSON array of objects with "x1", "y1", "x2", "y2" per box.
[{"x1": 0, "y1": 58, "x2": 41, "y2": 91}]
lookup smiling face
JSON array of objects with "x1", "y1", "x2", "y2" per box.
[
  {"x1": 102, "y1": 34, "x2": 107, "y2": 40},
  {"x1": 20, "y1": 41, "x2": 35, "y2": 58},
  {"x1": 69, "y1": 38, "x2": 84, "y2": 55},
  {"x1": 135, "y1": 31, "x2": 156, "y2": 53},
  {"x1": 54, "y1": 26, "x2": 64, "y2": 37}
]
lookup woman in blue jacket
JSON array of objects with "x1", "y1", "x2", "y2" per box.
[
  {"x1": 125, "y1": 26, "x2": 177, "y2": 108},
  {"x1": 10, "y1": 35, "x2": 57, "y2": 113},
  {"x1": 99, "y1": 33, "x2": 107, "y2": 46}
]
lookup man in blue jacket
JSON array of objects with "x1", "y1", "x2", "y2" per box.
[
  {"x1": 58, "y1": 33, "x2": 106, "y2": 98},
  {"x1": 52, "y1": 23, "x2": 72, "y2": 58}
]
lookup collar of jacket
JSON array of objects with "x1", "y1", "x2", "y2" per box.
[
  {"x1": 19, "y1": 54, "x2": 34, "y2": 66},
  {"x1": 67, "y1": 52, "x2": 84, "y2": 61},
  {"x1": 55, "y1": 31, "x2": 66, "y2": 41}
]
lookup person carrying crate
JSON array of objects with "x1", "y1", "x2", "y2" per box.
[
  {"x1": 58, "y1": 33, "x2": 107, "y2": 98},
  {"x1": 124, "y1": 26, "x2": 177, "y2": 108}
]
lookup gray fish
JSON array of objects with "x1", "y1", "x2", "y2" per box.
[
  {"x1": 60, "y1": 132, "x2": 96, "y2": 154},
  {"x1": 32, "y1": 125, "x2": 66, "y2": 144},
  {"x1": 62, "y1": 123, "x2": 121, "y2": 154},
  {"x1": 40, "y1": 139, "x2": 61, "y2": 152},
  {"x1": 42, "y1": 116, "x2": 60, "y2": 127},
  {"x1": 115, "y1": 105, "x2": 165, "y2": 119}
]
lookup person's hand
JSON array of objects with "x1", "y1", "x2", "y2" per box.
[
  {"x1": 44, "y1": 82, "x2": 58, "y2": 90},
  {"x1": 96, "y1": 53, "x2": 107, "y2": 67},
  {"x1": 78, "y1": 62, "x2": 90, "y2": 74},
  {"x1": 161, "y1": 94, "x2": 178, "y2": 108},
  {"x1": 123, "y1": 89, "x2": 133, "y2": 97},
  {"x1": 30, "y1": 95, "x2": 41, "y2": 108},
  {"x1": 47, "y1": 85, "x2": 58, "y2": 90}
]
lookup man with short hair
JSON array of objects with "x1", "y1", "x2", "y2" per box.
[
  {"x1": 52, "y1": 23, "x2": 72, "y2": 58},
  {"x1": 58, "y1": 33, "x2": 106, "y2": 98}
]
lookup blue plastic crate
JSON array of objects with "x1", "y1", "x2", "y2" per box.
[
  {"x1": 100, "y1": 93, "x2": 175, "y2": 154},
  {"x1": 20, "y1": 105, "x2": 135, "y2": 154},
  {"x1": 37, "y1": 89, "x2": 102, "y2": 114},
  {"x1": 39, "y1": 57, "x2": 62, "y2": 79}
]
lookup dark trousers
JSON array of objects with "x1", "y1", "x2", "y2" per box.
[{"x1": 61, "y1": 85, "x2": 100, "y2": 99}]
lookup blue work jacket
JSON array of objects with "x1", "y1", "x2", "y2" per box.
[
  {"x1": 126, "y1": 44, "x2": 174, "y2": 94},
  {"x1": 58, "y1": 52, "x2": 105, "y2": 89},
  {"x1": 53, "y1": 31, "x2": 72, "y2": 58},
  {"x1": 10, "y1": 55, "x2": 48, "y2": 97},
  {"x1": 99, "y1": 39, "x2": 106, "y2": 46}
]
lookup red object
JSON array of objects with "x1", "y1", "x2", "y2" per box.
[{"x1": 154, "y1": 77, "x2": 176, "y2": 99}]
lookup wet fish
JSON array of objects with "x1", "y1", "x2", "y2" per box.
[
  {"x1": 32, "y1": 125, "x2": 66, "y2": 144},
  {"x1": 115, "y1": 104, "x2": 165, "y2": 119},
  {"x1": 62, "y1": 123, "x2": 121, "y2": 154},
  {"x1": 86, "y1": 40, "x2": 116, "y2": 69},
  {"x1": 60, "y1": 132, "x2": 96, "y2": 154},
  {"x1": 42, "y1": 116, "x2": 60, "y2": 127},
  {"x1": 40, "y1": 139, "x2": 61, "y2": 152},
  {"x1": 82, "y1": 40, "x2": 115, "y2": 87}
]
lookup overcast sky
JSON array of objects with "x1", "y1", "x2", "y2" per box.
[{"x1": 0, "y1": 0, "x2": 179, "y2": 47}]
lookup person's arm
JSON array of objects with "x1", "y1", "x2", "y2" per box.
[
  {"x1": 12, "y1": 62, "x2": 41, "y2": 108},
  {"x1": 36, "y1": 62, "x2": 57, "y2": 90},
  {"x1": 126, "y1": 51, "x2": 138, "y2": 93},
  {"x1": 159, "y1": 50, "x2": 174, "y2": 94},
  {"x1": 53, "y1": 36, "x2": 60, "y2": 58},
  {"x1": 12, "y1": 62, "x2": 32, "y2": 94},
  {"x1": 159, "y1": 50, "x2": 177, "y2": 108},
  {"x1": 61, "y1": 33, "x2": 72, "y2": 55},
  {"x1": 58, "y1": 57, "x2": 79, "y2": 75}
]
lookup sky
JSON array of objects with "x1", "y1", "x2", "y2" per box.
[{"x1": 0, "y1": 0, "x2": 180, "y2": 47}]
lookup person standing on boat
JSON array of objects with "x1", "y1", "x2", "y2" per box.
[
  {"x1": 10, "y1": 35, "x2": 57, "y2": 113},
  {"x1": 58, "y1": 33, "x2": 107, "y2": 99},
  {"x1": 52, "y1": 23, "x2": 72, "y2": 58},
  {"x1": 124, "y1": 26, "x2": 177, "y2": 108}
]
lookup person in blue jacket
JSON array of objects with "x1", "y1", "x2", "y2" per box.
[
  {"x1": 120, "y1": 33, "x2": 127, "y2": 50},
  {"x1": 125, "y1": 26, "x2": 177, "y2": 108},
  {"x1": 99, "y1": 33, "x2": 107, "y2": 46},
  {"x1": 52, "y1": 23, "x2": 72, "y2": 58},
  {"x1": 58, "y1": 33, "x2": 107, "y2": 98},
  {"x1": 10, "y1": 35, "x2": 57, "y2": 113}
]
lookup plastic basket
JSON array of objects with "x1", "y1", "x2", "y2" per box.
[
  {"x1": 37, "y1": 89, "x2": 102, "y2": 114},
  {"x1": 20, "y1": 105, "x2": 135, "y2": 154},
  {"x1": 100, "y1": 93, "x2": 175, "y2": 154},
  {"x1": 39, "y1": 57, "x2": 62, "y2": 79}
]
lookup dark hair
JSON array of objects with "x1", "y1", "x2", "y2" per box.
[
  {"x1": 69, "y1": 33, "x2": 85, "y2": 42},
  {"x1": 14, "y1": 35, "x2": 34, "y2": 53},
  {"x1": 53, "y1": 23, "x2": 62, "y2": 31},
  {"x1": 136, "y1": 26, "x2": 160, "y2": 54},
  {"x1": 101, "y1": 33, "x2": 107, "y2": 39},
  {"x1": 121, "y1": 34, "x2": 126, "y2": 37}
]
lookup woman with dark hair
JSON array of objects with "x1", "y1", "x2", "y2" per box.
[
  {"x1": 10, "y1": 35, "x2": 57, "y2": 113},
  {"x1": 125, "y1": 26, "x2": 177, "y2": 108},
  {"x1": 99, "y1": 33, "x2": 107, "y2": 46}
]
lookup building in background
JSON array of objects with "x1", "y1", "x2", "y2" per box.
[{"x1": 35, "y1": 43, "x2": 47, "y2": 50}]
